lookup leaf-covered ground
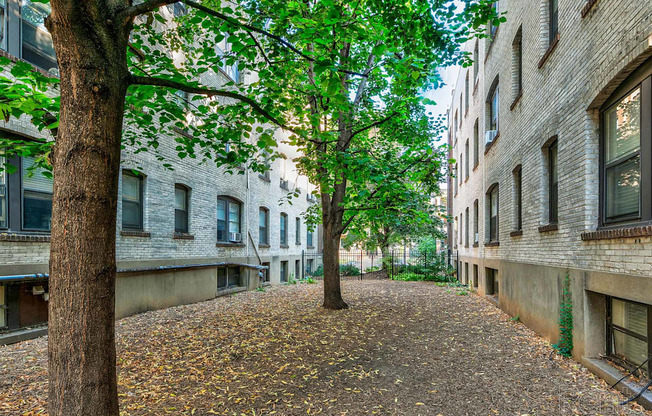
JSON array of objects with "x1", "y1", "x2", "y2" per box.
[{"x1": 1, "y1": 280, "x2": 650, "y2": 415}]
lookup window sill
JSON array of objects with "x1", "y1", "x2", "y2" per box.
[
  {"x1": 484, "y1": 132, "x2": 500, "y2": 154},
  {"x1": 307, "y1": 246, "x2": 315, "y2": 250},
  {"x1": 510, "y1": 91, "x2": 523, "y2": 111},
  {"x1": 0, "y1": 50, "x2": 53, "y2": 78},
  {"x1": 0, "y1": 233, "x2": 51, "y2": 243},
  {"x1": 216, "y1": 242, "x2": 245, "y2": 248},
  {"x1": 120, "y1": 230, "x2": 151, "y2": 238},
  {"x1": 217, "y1": 286, "x2": 247, "y2": 296},
  {"x1": 581, "y1": 225, "x2": 652, "y2": 241},
  {"x1": 258, "y1": 174, "x2": 271, "y2": 183},
  {"x1": 581, "y1": 0, "x2": 600, "y2": 18},
  {"x1": 473, "y1": 162, "x2": 479, "y2": 172},
  {"x1": 173, "y1": 233, "x2": 194, "y2": 240},
  {"x1": 485, "y1": 241, "x2": 500, "y2": 247},
  {"x1": 295, "y1": 242, "x2": 302, "y2": 246},
  {"x1": 510, "y1": 230, "x2": 523, "y2": 237},
  {"x1": 538, "y1": 223, "x2": 559, "y2": 233},
  {"x1": 258, "y1": 243, "x2": 270, "y2": 248},
  {"x1": 538, "y1": 33, "x2": 560, "y2": 69},
  {"x1": 280, "y1": 244, "x2": 289, "y2": 249},
  {"x1": 472, "y1": 242, "x2": 479, "y2": 247}
]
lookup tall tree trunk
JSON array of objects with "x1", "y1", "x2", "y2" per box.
[
  {"x1": 46, "y1": 4, "x2": 130, "y2": 415},
  {"x1": 321, "y1": 218, "x2": 348, "y2": 310}
]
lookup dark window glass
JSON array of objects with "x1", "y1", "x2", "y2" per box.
[
  {"x1": 549, "y1": 141, "x2": 558, "y2": 223},
  {"x1": 473, "y1": 41, "x2": 479, "y2": 80},
  {"x1": 608, "y1": 297, "x2": 649, "y2": 376},
  {"x1": 465, "y1": 207, "x2": 469, "y2": 247},
  {"x1": 465, "y1": 73, "x2": 469, "y2": 112},
  {"x1": 489, "y1": 185, "x2": 499, "y2": 242},
  {"x1": 217, "y1": 197, "x2": 241, "y2": 242},
  {"x1": 307, "y1": 226, "x2": 314, "y2": 247},
  {"x1": 280, "y1": 261, "x2": 288, "y2": 282},
  {"x1": 473, "y1": 120, "x2": 479, "y2": 167},
  {"x1": 604, "y1": 87, "x2": 641, "y2": 221},
  {"x1": 280, "y1": 213, "x2": 288, "y2": 246},
  {"x1": 295, "y1": 217, "x2": 301, "y2": 244},
  {"x1": 261, "y1": 262, "x2": 270, "y2": 282},
  {"x1": 217, "y1": 268, "x2": 227, "y2": 289},
  {"x1": 21, "y1": 0, "x2": 57, "y2": 73},
  {"x1": 21, "y1": 157, "x2": 53, "y2": 231},
  {"x1": 473, "y1": 199, "x2": 479, "y2": 243},
  {"x1": 465, "y1": 140, "x2": 469, "y2": 180},
  {"x1": 174, "y1": 185, "x2": 189, "y2": 233},
  {"x1": 514, "y1": 167, "x2": 522, "y2": 230},
  {"x1": 0, "y1": 154, "x2": 6, "y2": 229},
  {"x1": 490, "y1": 86, "x2": 499, "y2": 132},
  {"x1": 259, "y1": 208, "x2": 268, "y2": 244},
  {"x1": 549, "y1": 0, "x2": 558, "y2": 44},
  {"x1": 227, "y1": 266, "x2": 240, "y2": 287},
  {"x1": 122, "y1": 172, "x2": 143, "y2": 230}
]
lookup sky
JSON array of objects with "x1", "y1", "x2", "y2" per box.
[{"x1": 424, "y1": 65, "x2": 459, "y2": 145}]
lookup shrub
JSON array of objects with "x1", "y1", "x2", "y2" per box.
[
  {"x1": 340, "y1": 262, "x2": 360, "y2": 276},
  {"x1": 365, "y1": 266, "x2": 380, "y2": 272},
  {"x1": 311, "y1": 265, "x2": 324, "y2": 277},
  {"x1": 306, "y1": 277, "x2": 316, "y2": 284}
]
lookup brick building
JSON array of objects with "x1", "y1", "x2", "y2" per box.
[
  {"x1": 448, "y1": 0, "x2": 652, "y2": 394},
  {"x1": 0, "y1": 1, "x2": 321, "y2": 340}
]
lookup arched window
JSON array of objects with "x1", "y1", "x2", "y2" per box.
[{"x1": 487, "y1": 183, "x2": 499, "y2": 243}]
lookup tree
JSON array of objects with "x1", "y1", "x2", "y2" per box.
[{"x1": 0, "y1": 0, "x2": 497, "y2": 414}]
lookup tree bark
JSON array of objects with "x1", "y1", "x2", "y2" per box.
[
  {"x1": 46, "y1": 3, "x2": 130, "y2": 415},
  {"x1": 321, "y1": 218, "x2": 348, "y2": 310}
]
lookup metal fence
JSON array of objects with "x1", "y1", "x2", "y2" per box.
[{"x1": 302, "y1": 248, "x2": 457, "y2": 281}]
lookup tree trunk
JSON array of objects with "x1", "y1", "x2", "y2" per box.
[
  {"x1": 46, "y1": 4, "x2": 130, "y2": 415},
  {"x1": 321, "y1": 219, "x2": 348, "y2": 310}
]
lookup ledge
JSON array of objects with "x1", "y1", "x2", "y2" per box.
[
  {"x1": 581, "y1": 225, "x2": 652, "y2": 241},
  {"x1": 216, "y1": 242, "x2": 245, "y2": 248},
  {"x1": 258, "y1": 174, "x2": 271, "y2": 183},
  {"x1": 0, "y1": 233, "x2": 51, "y2": 243},
  {"x1": 484, "y1": 132, "x2": 500, "y2": 154},
  {"x1": 472, "y1": 243, "x2": 479, "y2": 248},
  {"x1": 581, "y1": 0, "x2": 600, "y2": 18},
  {"x1": 280, "y1": 244, "x2": 289, "y2": 249},
  {"x1": 538, "y1": 34, "x2": 560, "y2": 69},
  {"x1": 583, "y1": 357, "x2": 652, "y2": 410},
  {"x1": 485, "y1": 241, "x2": 500, "y2": 247},
  {"x1": 258, "y1": 243, "x2": 270, "y2": 248},
  {"x1": 538, "y1": 223, "x2": 559, "y2": 233},
  {"x1": 307, "y1": 246, "x2": 315, "y2": 250},
  {"x1": 510, "y1": 91, "x2": 523, "y2": 111},
  {"x1": 0, "y1": 50, "x2": 53, "y2": 78},
  {"x1": 120, "y1": 230, "x2": 151, "y2": 238},
  {"x1": 510, "y1": 230, "x2": 523, "y2": 237},
  {"x1": 217, "y1": 286, "x2": 247, "y2": 296},
  {"x1": 173, "y1": 233, "x2": 194, "y2": 240}
]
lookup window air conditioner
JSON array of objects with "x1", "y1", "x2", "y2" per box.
[
  {"x1": 229, "y1": 232, "x2": 242, "y2": 243},
  {"x1": 485, "y1": 130, "x2": 497, "y2": 145}
]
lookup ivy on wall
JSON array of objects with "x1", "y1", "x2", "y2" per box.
[{"x1": 553, "y1": 272, "x2": 573, "y2": 357}]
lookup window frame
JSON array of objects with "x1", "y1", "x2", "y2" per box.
[
  {"x1": 599, "y1": 68, "x2": 651, "y2": 228},
  {"x1": 174, "y1": 184, "x2": 189, "y2": 234},
  {"x1": 548, "y1": 0, "x2": 558, "y2": 46},
  {"x1": 216, "y1": 196, "x2": 241, "y2": 243},
  {"x1": 513, "y1": 165, "x2": 523, "y2": 231},
  {"x1": 548, "y1": 139, "x2": 559, "y2": 224},
  {"x1": 464, "y1": 206, "x2": 469, "y2": 248},
  {"x1": 280, "y1": 212, "x2": 288, "y2": 246},
  {"x1": 489, "y1": 84, "x2": 499, "y2": 132},
  {"x1": 0, "y1": 153, "x2": 7, "y2": 230},
  {"x1": 121, "y1": 170, "x2": 144, "y2": 231},
  {"x1": 487, "y1": 183, "x2": 499, "y2": 242},
  {"x1": 307, "y1": 225, "x2": 314, "y2": 248},
  {"x1": 465, "y1": 139, "x2": 470, "y2": 180},
  {"x1": 258, "y1": 207, "x2": 269, "y2": 245},
  {"x1": 473, "y1": 199, "x2": 479, "y2": 244},
  {"x1": 20, "y1": 0, "x2": 58, "y2": 73},
  {"x1": 606, "y1": 296, "x2": 651, "y2": 378},
  {"x1": 295, "y1": 217, "x2": 301, "y2": 245},
  {"x1": 473, "y1": 119, "x2": 479, "y2": 168}
]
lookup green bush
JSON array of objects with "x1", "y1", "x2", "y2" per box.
[
  {"x1": 339, "y1": 262, "x2": 360, "y2": 276},
  {"x1": 306, "y1": 277, "x2": 316, "y2": 284},
  {"x1": 311, "y1": 265, "x2": 324, "y2": 277},
  {"x1": 365, "y1": 266, "x2": 380, "y2": 273}
]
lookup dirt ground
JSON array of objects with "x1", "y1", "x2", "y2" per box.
[{"x1": 1, "y1": 280, "x2": 650, "y2": 416}]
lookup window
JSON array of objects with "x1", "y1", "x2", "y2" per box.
[
  {"x1": 280, "y1": 213, "x2": 288, "y2": 246},
  {"x1": 486, "y1": 268, "x2": 499, "y2": 296},
  {"x1": 473, "y1": 41, "x2": 479, "y2": 81},
  {"x1": 218, "y1": 266, "x2": 241, "y2": 289},
  {"x1": 513, "y1": 166, "x2": 522, "y2": 230},
  {"x1": 21, "y1": 0, "x2": 57, "y2": 73},
  {"x1": 489, "y1": 1, "x2": 499, "y2": 40},
  {"x1": 280, "y1": 261, "x2": 288, "y2": 282},
  {"x1": 487, "y1": 184, "x2": 499, "y2": 242},
  {"x1": 22, "y1": 157, "x2": 53, "y2": 231},
  {"x1": 464, "y1": 73, "x2": 470, "y2": 113},
  {"x1": 459, "y1": 212, "x2": 463, "y2": 246},
  {"x1": 259, "y1": 208, "x2": 269, "y2": 245},
  {"x1": 217, "y1": 196, "x2": 241, "y2": 242},
  {"x1": 307, "y1": 259, "x2": 314, "y2": 274},
  {"x1": 453, "y1": 163, "x2": 458, "y2": 195},
  {"x1": 465, "y1": 207, "x2": 469, "y2": 247},
  {"x1": 261, "y1": 262, "x2": 270, "y2": 283},
  {"x1": 122, "y1": 171, "x2": 143, "y2": 231},
  {"x1": 295, "y1": 217, "x2": 301, "y2": 244},
  {"x1": 459, "y1": 153, "x2": 463, "y2": 185},
  {"x1": 174, "y1": 185, "x2": 189, "y2": 233},
  {"x1": 548, "y1": 140, "x2": 558, "y2": 224},
  {"x1": 465, "y1": 140, "x2": 469, "y2": 180},
  {"x1": 0, "y1": 285, "x2": 6, "y2": 328},
  {"x1": 0, "y1": 0, "x2": 6, "y2": 50},
  {"x1": 548, "y1": 0, "x2": 558, "y2": 45},
  {"x1": 607, "y1": 297, "x2": 650, "y2": 377},
  {"x1": 0, "y1": 154, "x2": 6, "y2": 229},
  {"x1": 307, "y1": 226, "x2": 314, "y2": 247},
  {"x1": 601, "y1": 71, "x2": 652, "y2": 225},
  {"x1": 295, "y1": 260, "x2": 300, "y2": 280},
  {"x1": 473, "y1": 119, "x2": 479, "y2": 167},
  {"x1": 473, "y1": 199, "x2": 479, "y2": 244},
  {"x1": 489, "y1": 83, "x2": 499, "y2": 132},
  {"x1": 512, "y1": 27, "x2": 523, "y2": 100}
]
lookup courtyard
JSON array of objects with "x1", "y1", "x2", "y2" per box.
[{"x1": 0, "y1": 280, "x2": 649, "y2": 416}]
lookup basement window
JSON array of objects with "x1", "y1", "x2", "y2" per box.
[
  {"x1": 217, "y1": 266, "x2": 242, "y2": 290},
  {"x1": 0, "y1": 285, "x2": 6, "y2": 328},
  {"x1": 607, "y1": 297, "x2": 650, "y2": 377}
]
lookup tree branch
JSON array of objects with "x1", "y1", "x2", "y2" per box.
[
  {"x1": 129, "y1": 74, "x2": 294, "y2": 132},
  {"x1": 121, "y1": 0, "x2": 367, "y2": 77},
  {"x1": 350, "y1": 111, "x2": 398, "y2": 138}
]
